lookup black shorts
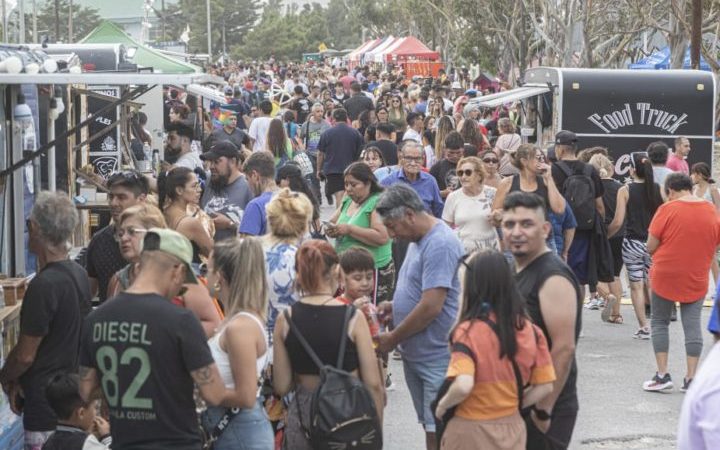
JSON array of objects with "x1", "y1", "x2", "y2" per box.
[
  {"x1": 324, "y1": 173, "x2": 345, "y2": 197},
  {"x1": 609, "y1": 236, "x2": 624, "y2": 277}
]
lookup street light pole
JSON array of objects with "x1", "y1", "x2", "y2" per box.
[
  {"x1": 18, "y1": 0, "x2": 25, "y2": 43},
  {"x1": 206, "y1": 0, "x2": 212, "y2": 60},
  {"x1": 68, "y1": 0, "x2": 73, "y2": 43},
  {"x1": 54, "y1": 0, "x2": 60, "y2": 41}
]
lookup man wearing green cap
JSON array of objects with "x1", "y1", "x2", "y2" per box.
[{"x1": 78, "y1": 228, "x2": 231, "y2": 450}]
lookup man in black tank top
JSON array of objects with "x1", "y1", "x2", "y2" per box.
[{"x1": 502, "y1": 192, "x2": 582, "y2": 450}]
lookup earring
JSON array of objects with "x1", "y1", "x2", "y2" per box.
[{"x1": 213, "y1": 282, "x2": 221, "y2": 293}]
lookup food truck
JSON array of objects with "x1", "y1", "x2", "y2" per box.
[{"x1": 469, "y1": 67, "x2": 716, "y2": 178}]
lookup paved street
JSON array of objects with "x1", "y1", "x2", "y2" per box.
[{"x1": 382, "y1": 305, "x2": 716, "y2": 449}]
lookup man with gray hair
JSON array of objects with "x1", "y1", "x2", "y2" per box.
[
  {"x1": 380, "y1": 140, "x2": 443, "y2": 218},
  {"x1": 375, "y1": 184, "x2": 464, "y2": 450},
  {"x1": 0, "y1": 191, "x2": 92, "y2": 449}
]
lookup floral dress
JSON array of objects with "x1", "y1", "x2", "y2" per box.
[{"x1": 263, "y1": 241, "x2": 299, "y2": 345}]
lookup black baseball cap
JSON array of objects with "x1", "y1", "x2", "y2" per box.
[
  {"x1": 200, "y1": 141, "x2": 240, "y2": 161},
  {"x1": 555, "y1": 130, "x2": 577, "y2": 145}
]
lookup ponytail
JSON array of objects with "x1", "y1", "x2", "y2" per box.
[
  {"x1": 633, "y1": 153, "x2": 662, "y2": 213},
  {"x1": 295, "y1": 240, "x2": 339, "y2": 294},
  {"x1": 157, "y1": 167, "x2": 193, "y2": 211}
]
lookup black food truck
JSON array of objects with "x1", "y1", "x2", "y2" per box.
[{"x1": 468, "y1": 67, "x2": 716, "y2": 180}]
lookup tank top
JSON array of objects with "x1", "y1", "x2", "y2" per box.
[
  {"x1": 515, "y1": 251, "x2": 582, "y2": 406},
  {"x1": 284, "y1": 303, "x2": 360, "y2": 375},
  {"x1": 510, "y1": 174, "x2": 550, "y2": 212},
  {"x1": 208, "y1": 312, "x2": 269, "y2": 390},
  {"x1": 625, "y1": 182, "x2": 659, "y2": 240}
]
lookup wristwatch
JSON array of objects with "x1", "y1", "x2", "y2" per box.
[{"x1": 532, "y1": 405, "x2": 552, "y2": 421}]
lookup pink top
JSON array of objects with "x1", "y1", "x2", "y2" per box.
[{"x1": 666, "y1": 153, "x2": 689, "y2": 175}]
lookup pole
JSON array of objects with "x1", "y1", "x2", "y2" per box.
[
  {"x1": 161, "y1": 0, "x2": 166, "y2": 42},
  {"x1": 18, "y1": 0, "x2": 25, "y2": 43},
  {"x1": 54, "y1": 0, "x2": 59, "y2": 41},
  {"x1": 691, "y1": 0, "x2": 702, "y2": 69},
  {"x1": 32, "y1": 0, "x2": 37, "y2": 43},
  {"x1": 48, "y1": 112, "x2": 56, "y2": 191},
  {"x1": 68, "y1": 0, "x2": 73, "y2": 43},
  {"x1": 1, "y1": 0, "x2": 6, "y2": 42},
  {"x1": 206, "y1": 0, "x2": 212, "y2": 58}
]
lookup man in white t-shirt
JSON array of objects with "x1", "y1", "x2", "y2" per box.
[
  {"x1": 402, "y1": 112, "x2": 423, "y2": 144},
  {"x1": 165, "y1": 122, "x2": 203, "y2": 170},
  {"x1": 248, "y1": 100, "x2": 273, "y2": 152}
]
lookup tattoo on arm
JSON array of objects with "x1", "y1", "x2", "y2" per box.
[{"x1": 191, "y1": 365, "x2": 215, "y2": 386}]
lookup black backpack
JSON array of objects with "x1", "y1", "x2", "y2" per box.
[
  {"x1": 283, "y1": 307, "x2": 382, "y2": 450},
  {"x1": 557, "y1": 161, "x2": 596, "y2": 230}
]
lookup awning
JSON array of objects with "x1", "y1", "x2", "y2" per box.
[{"x1": 469, "y1": 86, "x2": 551, "y2": 108}]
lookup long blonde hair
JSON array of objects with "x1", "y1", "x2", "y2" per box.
[
  {"x1": 212, "y1": 237, "x2": 268, "y2": 322},
  {"x1": 434, "y1": 115, "x2": 455, "y2": 162}
]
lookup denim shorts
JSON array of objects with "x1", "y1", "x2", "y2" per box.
[
  {"x1": 402, "y1": 355, "x2": 450, "y2": 433},
  {"x1": 202, "y1": 398, "x2": 274, "y2": 450}
]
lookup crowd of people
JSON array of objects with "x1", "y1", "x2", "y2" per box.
[{"x1": 1, "y1": 59, "x2": 719, "y2": 450}]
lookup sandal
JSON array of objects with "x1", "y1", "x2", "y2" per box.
[
  {"x1": 607, "y1": 314, "x2": 624, "y2": 324},
  {"x1": 601, "y1": 295, "x2": 617, "y2": 322}
]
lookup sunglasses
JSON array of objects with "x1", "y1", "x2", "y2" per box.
[
  {"x1": 457, "y1": 169, "x2": 475, "y2": 177},
  {"x1": 115, "y1": 226, "x2": 148, "y2": 241},
  {"x1": 482, "y1": 158, "x2": 499, "y2": 164}
]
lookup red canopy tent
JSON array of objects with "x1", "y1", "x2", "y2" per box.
[{"x1": 385, "y1": 36, "x2": 440, "y2": 62}]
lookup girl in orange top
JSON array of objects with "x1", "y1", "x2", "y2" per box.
[{"x1": 435, "y1": 250, "x2": 556, "y2": 450}]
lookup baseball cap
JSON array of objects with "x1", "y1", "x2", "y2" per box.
[
  {"x1": 223, "y1": 85, "x2": 233, "y2": 95},
  {"x1": 200, "y1": 141, "x2": 240, "y2": 161},
  {"x1": 465, "y1": 89, "x2": 478, "y2": 96},
  {"x1": 555, "y1": 130, "x2": 577, "y2": 145},
  {"x1": 141, "y1": 228, "x2": 198, "y2": 284}
]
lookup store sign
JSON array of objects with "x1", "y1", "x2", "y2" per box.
[
  {"x1": 88, "y1": 87, "x2": 120, "y2": 179},
  {"x1": 588, "y1": 103, "x2": 688, "y2": 134}
]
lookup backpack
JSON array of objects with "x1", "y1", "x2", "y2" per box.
[
  {"x1": 283, "y1": 307, "x2": 382, "y2": 450},
  {"x1": 557, "y1": 161, "x2": 596, "y2": 231}
]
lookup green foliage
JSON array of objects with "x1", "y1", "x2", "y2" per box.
[
  {"x1": 14, "y1": 0, "x2": 102, "y2": 43},
  {"x1": 178, "y1": 0, "x2": 260, "y2": 54}
]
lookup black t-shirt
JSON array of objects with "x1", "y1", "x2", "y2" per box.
[
  {"x1": 601, "y1": 178, "x2": 624, "y2": 233},
  {"x1": 84, "y1": 225, "x2": 126, "y2": 303},
  {"x1": 290, "y1": 97, "x2": 312, "y2": 124},
  {"x1": 429, "y1": 159, "x2": 458, "y2": 191},
  {"x1": 366, "y1": 140, "x2": 398, "y2": 166},
  {"x1": 317, "y1": 124, "x2": 364, "y2": 175},
  {"x1": 343, "y1": 93, "x2": 374, "y2": 121},
  {"x1": 19, "y1": 260, "x2": 92, "y2": 431},
  {"x1": 80, "y1": 293, "x2": 214, "y2": 450},
  {"x1": 515, "y1": 252, "x2": 582, "y2": 411},
  {"x1": 551, "y1": 160, "x2": 604, "y2": 199}
]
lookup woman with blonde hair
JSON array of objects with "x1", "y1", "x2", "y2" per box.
[
  {"x1": 442, "y1": 156, "x2": 499, "y2": 252},
  {"x1": 107, "y1": 203, "x2": 222, "y2": 337},
  {"x1": 262, "y1": 188, "x2": 314, "y2": 339},
  {"x1": 202, "y1": 237, "x2": 274, "y2": 449}
]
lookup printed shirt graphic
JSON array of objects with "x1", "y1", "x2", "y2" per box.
[
  {"x1": 80, "y1": 293, "x2": 213, "y2": 450},
  {"x1": 263, "y1": 242, "x2": 299, "y2": 343},
  {"x1": 201, "y1": 176, "x2": 253, "y2": 241}
]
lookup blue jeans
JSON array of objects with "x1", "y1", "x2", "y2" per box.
[
  {"x1": 202, "y1": 399, "x2": 274, "y2": 450},
  {"x1": 402, "y1": 354, "x2": 450, "y2": 433}
]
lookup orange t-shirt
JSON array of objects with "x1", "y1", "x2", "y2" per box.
[
  {"x1": 446, "y1": 316, "x2": 556, "y2": 421},
  {"x1": 649, "y1": 200, "x2": 720, "y2": 302}
]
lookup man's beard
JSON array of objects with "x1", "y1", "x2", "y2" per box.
[
  {"x1": 210, "y1": 173, "x2": 230, "y2": 191},
  {"x1": 164, "y1": 145, "x2": 181, "y2": 164}
]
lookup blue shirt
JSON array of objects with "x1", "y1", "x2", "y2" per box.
[
  {"x1": 709, "y1": 288, "x2": 719, "y2": 334},
  {"x1": 380, "y1": 169, "x2": 444, "y2": 218},
  {"x1": 393, "y1": 222, "x2": 464, "y2": 362},
  {"x1": 238, "y1": 191, "x2": 274, "y2": 236},
  {"x1": 549, "y1": 204, "x2": 577, "y2": 253}
]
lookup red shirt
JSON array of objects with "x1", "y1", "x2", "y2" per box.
[{"x1": 666, "y1": 153, "x2": 689, "y2": 175}]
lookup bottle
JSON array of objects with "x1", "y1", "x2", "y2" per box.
[
  {"x1": 152, "y1": 149, "x2": 160, "y2": 176},
  {"x1": 142, "y1": 143, "x2": 152, "y2": 172}
]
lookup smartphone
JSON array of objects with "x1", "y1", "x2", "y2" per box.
[{"x1": 322, "y1": 220, "x2": 335, "y2": 229}]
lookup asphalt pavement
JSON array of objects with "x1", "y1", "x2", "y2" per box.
[
  {"x1": 382, "y1": 305, "x2": 716, "y2": 450},
  {"x1": 318, "y1": 200, "x2": 716, "y2": 450}
]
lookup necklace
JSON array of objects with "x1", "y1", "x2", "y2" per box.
[{"x1": 301, "y1": 293, "x2": 336, "y2": 305}]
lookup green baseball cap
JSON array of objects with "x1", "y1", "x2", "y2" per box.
[{"x1": 141, "y1": 228, "x2": 198, "y2": 284}]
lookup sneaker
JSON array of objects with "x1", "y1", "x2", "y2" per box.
[
  {"x1": 643, "y1": 372, "x2": 674, "y2": 392},
  {"x1": 670, "y1": 307, "x2": 677, "y2": 322},
  {"x1": 585, "y1": 297, "x2": 602, "y2": 310},
  {"x1": 601, "y1": 295, "x2": 617, "y2": 322},
  {"x1": 633, "y1": 327, "x2": 651, "y2": 340},
  {"x1": 385, "y1": 374, "x2": 396, "y2": 391},
  {"x1": 680, "y1": 378, "x2": 693, "y2": 392}
]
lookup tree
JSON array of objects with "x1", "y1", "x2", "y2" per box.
[
  {"x1": 179, "y1": 0, "x2": 260, "y2": 56},
  {"x1": 15, "y1": 0, "x2": 101, "y2": 43}
]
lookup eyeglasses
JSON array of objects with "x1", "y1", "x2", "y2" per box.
[
  {"x1": 482, "y1": 158, "x2": 499, "y2": 164},
  {"x1": 403, "y1": 156, "x2": 423, "y2": 163},
  {"x1": 457, "y1": 169, "x2": 475, "y2": 177},
  {"x1": 535, "y1": 154, "x2": 546, "y2": 161},
  {"x1": 115, "y1": 226, "x2": 148, "y2": 241}
]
